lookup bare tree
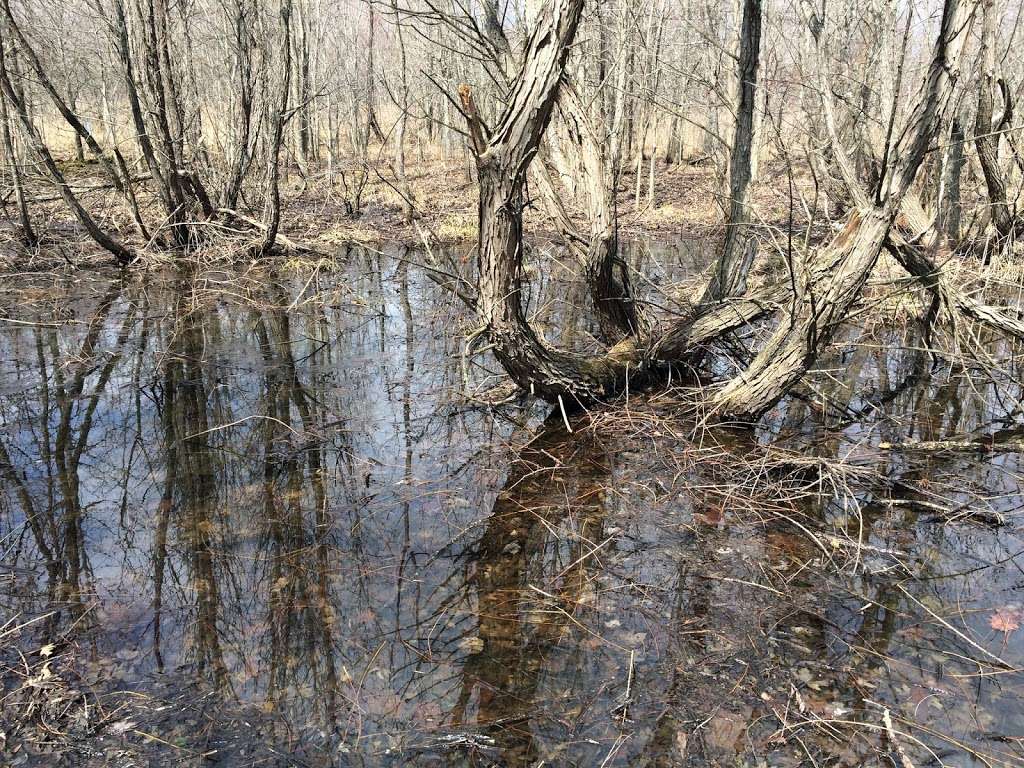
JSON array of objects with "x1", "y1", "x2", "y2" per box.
[{"x1": 457, "y1": 0, "x2": 1003, "y2": 424}]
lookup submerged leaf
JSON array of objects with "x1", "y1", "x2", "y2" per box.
[{"x1": 990, "y1": 606, "x2": 1023, "y2": 633}]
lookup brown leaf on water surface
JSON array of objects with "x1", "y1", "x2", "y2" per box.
[{"x1": 989, "y1": 605, "x2": 1024, "y2": 633}]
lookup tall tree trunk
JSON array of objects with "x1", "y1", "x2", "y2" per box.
[
  {"x1": 701, "y1": 0, "x2": 762, "y2": 304},
  {"x1": 391, "y1": 0, "x2": 414, "y2": 221},
  {"x1": 222, "y1": 0, "x2": 255, "y2": 209},
  {"x1": 938, "y1": 118, "x2": 965, "y2": 240},
  {"x1": 0, "y1": 86, "x2": 32, "y2": 244},
  {"x1": 259, "y1": 0, "x2": 293, "y2": 256},
  {"x1": 295, "y1": 0, "x2": 313, "y2": 165},
  {"x1": 974, "y1": 0, "x2": 1015, "y2": 238},
  {"x1": 365, "y1": 5, "x2": 383, "y2": 145}
]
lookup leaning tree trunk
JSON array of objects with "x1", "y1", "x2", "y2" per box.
[
  {"x1": 712, "y1": 0, "x2": 976, "y2": 420},
  {"x1": 889, "y1": 196, "x2": 1024, "y2": 342},
  {"x1": 2, "y1": 0, "x2": 150, "y2": 240},
  {"x1": 0, "y1": 33, "x2": 133, "y2": 265},
  {"x1": 1, "y1": 0, "x2": 122, "y2": 190}
]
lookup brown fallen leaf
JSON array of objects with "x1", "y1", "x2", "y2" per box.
[{"x1": 989, "y1": 605, "x2": 1024, "y2": 633}]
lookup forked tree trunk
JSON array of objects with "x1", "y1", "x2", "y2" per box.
[
  {"x1": 537, "y1": 80, "x2": 641, "y2": 343},
  {"x1": 114, "y1": 0, "x2": 212, "y2": 248},
  {"x1": 461, "y1": 0, "x2": 781, "y2": 403},
  {"x1": 464, "y1": 0, "x2": 977, "y2": 422},
  {"x1": 713, "y1": 0, "x2": 975, "y2": 419},
  {"x1": 460, "y1": 0, "x2": 636, "y2": 402}
]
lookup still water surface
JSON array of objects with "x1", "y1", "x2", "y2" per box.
[{"x1": 0, "y1": 243, "x2": 1022, "y2": 766}]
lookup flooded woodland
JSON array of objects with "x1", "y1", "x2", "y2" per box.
[
  {"x1": 1, "y1": 242, "x2": 1022, "y2": 767},
  {"x1": 2, "y1": 0, "x2": 1024, "y2": 765}
]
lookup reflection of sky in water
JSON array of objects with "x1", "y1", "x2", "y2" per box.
[{"x1": 0, "y1": 243, "x2": 1022, "y2": 767}]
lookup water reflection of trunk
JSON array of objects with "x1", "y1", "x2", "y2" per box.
[
  {"x1": 253, "y1": 288, "x2": 338, "y2": 720},
  {"x1": 157, "y1": 282, "x2": 228, "y2": 686},
  {"x1": 393, "y1": 259, "x2": 421, "y2": 676},
  {"x1": 152, "y1": 359, "x2": 176, "y2": 672},
  {"x1": 450, "y1": 415, "x2": 609, "y2": 765},
  {"x1": 0, "y1": 280, "x2": 132, "y2": 629},
  {"x1": 913, "y1": 371, "x2": 964, "y2": 442}
]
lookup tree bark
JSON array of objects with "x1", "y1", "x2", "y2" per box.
[
  {"x1": 713, "y1": 0, "x2": 975, "y2": 420},
  {"x1": 462, "y1": 0, "x2": 980, "y2": 424},
  {"x1": 391, "y1": 0, "x2": 414, "y2": 222},
  {"x1": 974, "y1": 0, "x2": 1016, "y2": 239},
  {"x1": 542, "y1": 80, "x2": 642, "y2": 342},
  {"x1": 259, "y1": 0, "x2": 293, "y2": 256},
  {"x1": 0, "y1": 85, "x2": 32, "y2": 245},
  {"x1": 938, "y1": 118, "x2": 965, "y2": 240},
  {"x1": 221, "y1": 0, "x2": 256, "y2": 210},
  {"x1": 702, "y1": 0, "x2": 762, "y2": 304}
]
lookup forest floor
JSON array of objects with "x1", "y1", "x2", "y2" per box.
[
  {"x1": 282, "y1": 156, "x2": 817, "y2": 247},
  {"x1": 0, "y1": 156, "x2": 831, "y2": 272}
]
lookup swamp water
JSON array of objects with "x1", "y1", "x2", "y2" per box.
[{"x1": 0, "y1": 243, "x2": 1022, "y2": 767}]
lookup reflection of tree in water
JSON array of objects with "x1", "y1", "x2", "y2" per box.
[
  {"x1": 444, "y1": 400, "x2": 1000, "y2": 767},
  {"x1": 438, "y1": 416, "x2": 836, "y2": 767},
  {"x1": 253, "y1": 291, "x2": 339, "y2": 721},
  {"x1": 0, "y1": 280, "x2": 135, "y2": 633},
  {"x1": 448, "y1": 413, "x2": 610, "y2": 766},
  {"x1": 0, "y1": 264, "x2": 1019, "y2": 767},
  {"x1": 155, "y1": 277, "x2": 228, "y2": 686}
]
